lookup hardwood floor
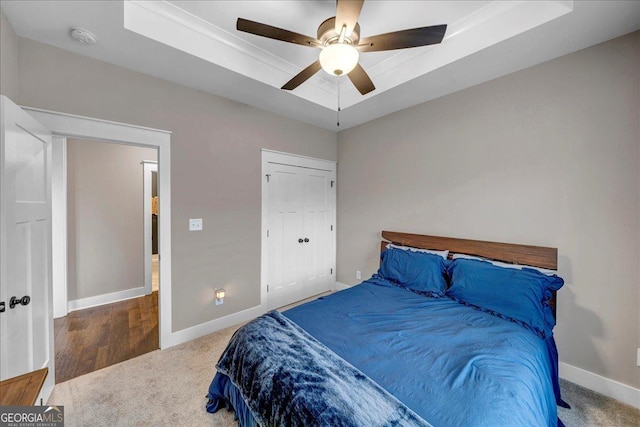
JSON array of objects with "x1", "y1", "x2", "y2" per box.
[{"x1": 54, "y1": 291, "x2": 158, "y2": 384}]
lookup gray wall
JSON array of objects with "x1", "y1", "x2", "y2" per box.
[
  {"x1": 337, "y1": 32, "x2": 640, "y2": 388},
  {"x1": 15, "y1": 37, "x2": 337, "y2": 331},
  {"x1": 66, "y1": 139, "x2": 157, "y2": 301},
  {"x1": 0, "y1": 9, "x2": 18, "y2": 99}
]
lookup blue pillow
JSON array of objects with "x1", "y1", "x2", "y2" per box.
[
  {"x1": 378, "y1": 247, "x2": 448, "y2": 295},
  {"x1": 446, "y1": 258, "x2": 564, "y2": 338}
]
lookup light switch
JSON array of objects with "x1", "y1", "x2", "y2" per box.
[{"x1": 189, "y1": 218, "x2": 203, "y2": 231}]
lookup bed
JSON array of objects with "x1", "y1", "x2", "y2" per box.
[{"x1": 206, "y1": 231, "x2": 569, "y2": 426}]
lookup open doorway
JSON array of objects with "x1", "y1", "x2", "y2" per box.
[
  {"x1": 55, "y1": 139, "x2": 158, "y2": 383},
  {"x1": 12, "y1": 105, "x2": 172, "y2": 401},
  {"x1": 143, "y1": 161, "x2": 158, "y2": 295},
  {"x1": 152, "y1": 170, "x2": 158, "y2": 292}
]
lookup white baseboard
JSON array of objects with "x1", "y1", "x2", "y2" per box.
[
  {"x1": 68, "y1": 286, "x2": 148, "y2": 312},
  {"x1": 559, "y1": 361, "x2": 640, "y2": 409},
  {"x1": 334, "y1": 281, "x2": 353, "y2": 291},
  {"x1": 162, "y1": 304, "x2": 266, "y2": 349}
]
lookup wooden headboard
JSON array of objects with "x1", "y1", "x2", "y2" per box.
[{"x1": 380, "y1": 231, "x2": 559, "y2": 317}]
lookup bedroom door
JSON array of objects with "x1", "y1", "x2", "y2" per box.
[
  {"x1": 263, "y1": 151, "x2": 335, "y2": 310},
  {"x1": 0, "y1": 96, "x2": 54, "y2": 397}
]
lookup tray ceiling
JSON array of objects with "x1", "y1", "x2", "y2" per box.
[
  {"x1": 123, "y1": 0, "x2": 573, "y2": 110},
  {"x1": 2, "y1": 1, "x2": 640, "y2": 130}
]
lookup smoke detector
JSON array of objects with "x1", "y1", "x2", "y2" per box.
[{"x1": 69, "y1": 27, "x2": 97, "y2": 45}]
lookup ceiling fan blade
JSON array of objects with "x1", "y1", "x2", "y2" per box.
[
  {"x1": 348, "y1": 63, "x2": 375, "y2": 95},
  {"x1": 282, "y1": 61, "x2": 322, "y2": 91},
  {"x1": 357, "y1": 24, "x2": 447, "y2": 52},
  {"x1": 237, "y1": 18, "x2": 321, "y2": 48},
  {"x1": 335, "y1": 0, "x2": 364, "y2": 36}
]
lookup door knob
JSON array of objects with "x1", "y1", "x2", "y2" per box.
[
  {"x1": 9, "y1": 295, "x2": 30, "y2": 309},
  {"x1": 298, "y1": 238, "x2": 304, "y2": 243},
  {"x1": 304, "y1": 238, "x2": 309, "y2": 243}
]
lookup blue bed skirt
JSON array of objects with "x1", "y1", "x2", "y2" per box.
[{"x1": 207, "y1": 373, "x2": 258, "y2": 427}]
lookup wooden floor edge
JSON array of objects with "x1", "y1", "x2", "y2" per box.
[{"x1": 0, "y1": 367, "x2": 48, "y2": 406}]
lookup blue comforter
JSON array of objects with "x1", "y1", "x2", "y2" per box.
[
  {"x1": 208, "y1": 276, "x2": 561, "y2": 426},
  {"x1": 211, "y1": 310, "x2": 432, "y2": 427}
]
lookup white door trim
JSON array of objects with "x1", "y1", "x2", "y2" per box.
[
  {"x1": 51, "y1": 136, "x2": 68, "y2": 319},
  {"x1": 21, "y1": 106, "x2": 175, "y2": 349},
  {"x1": 261, "y1": 149, "x2": 337, "y2": 310},
  {"x1": 261, "y1": 148, "x2": 337, "y2": 170},
  {"x1": 143, "y1": 161, "x2": 157, "y2": 296}
]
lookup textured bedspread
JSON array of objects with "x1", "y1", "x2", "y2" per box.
[{"x1": 208, "y1": 310, "x2": 432, "y2": 427}]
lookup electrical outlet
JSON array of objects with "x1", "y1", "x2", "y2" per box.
[
  {"x1": 189, "y1": 218, "x2": 203, "y2": 231},
  {"x1": 356, "y1": 270, "x2": 362, "y2": 280},
  {"x1": 637, "y1": 348, "x2": 640, "y2": 367}
]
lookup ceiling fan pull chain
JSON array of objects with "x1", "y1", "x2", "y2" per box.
[{"x1": 337, "y1": 78, "x2": 341, "y2": 127}]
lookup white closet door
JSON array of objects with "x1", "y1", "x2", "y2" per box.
[
  {"x1": 267, "y1": 163, "x2": 305, "y2": 310},
  {"x1": 301, "y1": 169, "x2": 332, "y2": 297},
  {"x1": 264, "y1": 152, "x2": 335, "y2": 311}
]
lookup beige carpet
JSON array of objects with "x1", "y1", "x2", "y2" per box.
[
  {"x1": 48, "y1": 323, "x2": 240, "y2": 426},
  {"x1": 49, "y1": 317, "x2": 640, "y2": 427},
  {"x1": 558, "y1": 379, "x2": 640, "y2": 427},
  {"x1": 47, "y1": 296, "x2": 323, "y2": 426}
]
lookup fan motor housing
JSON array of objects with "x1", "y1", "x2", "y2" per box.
[{"x1": 318, "y1": 17, "x2": 360, "y2": 46}]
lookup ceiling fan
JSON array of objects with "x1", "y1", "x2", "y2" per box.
[{"x1": 236, "y1": 0, "x2": 447, "y2": 95}]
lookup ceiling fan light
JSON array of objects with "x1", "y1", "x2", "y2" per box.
[{"x1": 319, "y1": 43, "x2": 359, "y2": 76}]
